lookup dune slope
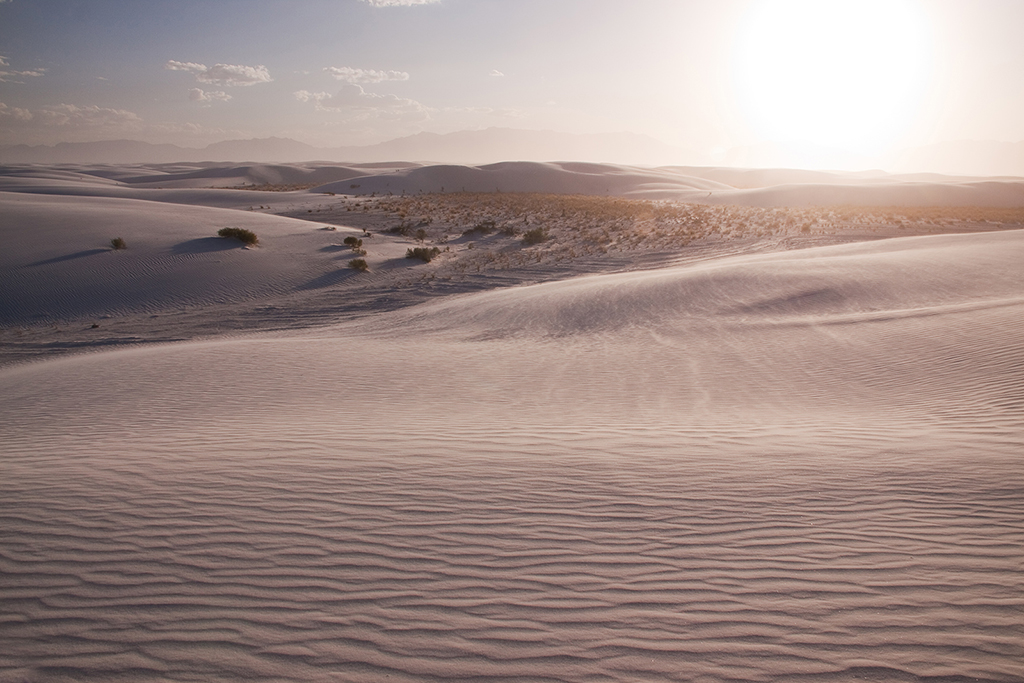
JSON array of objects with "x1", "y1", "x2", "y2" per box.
[
  {"x1": 2, "y1": 230, "x2": 1022, "y2": 682},
  {"x1": 0, "y1": 191, "x2": 372, "y2": 324}
]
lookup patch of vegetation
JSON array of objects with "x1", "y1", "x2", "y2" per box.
[
  {"x1": 218, "y1": 227, "x2": 259, "y2": 246},
  {"x1": 406, "y1": 246, "x2": 441, "y2": 263},
  {"x1": 343, "y1": 236, "x2": 364, "y2": 249},
  {"x1": 387, "y1": 222, "x2": 413, "y2": 236},
  {"x1": 462, "y1": 219, "x2": 496, "y2": 237},
  {"x1": 522, "y1": 227, "x2": 548, "y2": 245},
  {"x1": 223, "y1": 183, "x2": 319, "y2": 192},
  {"x1": 110, "y1": 237, "x2": 127, "y2": 250},
  {"x1": 349, "y1": 258, "x2": 368, "y2": 271}
]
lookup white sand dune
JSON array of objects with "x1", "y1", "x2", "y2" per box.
[
  {"x1": 3, "y1": 227, "x2": 1023, "y2": 681},
  {"x1": 312, "y1": 161, "x2": 1024, "y2": 207},
  {"x1": 0, "y1": 191, "x2": 370, "y2": 324},
  {"x1": 705, "y1": 179, "x2": 1024, "y2": 208},
  {"x1": 1, "y1": 163, "x2": 1023, "y2": 682},
  {"x1": 4, "y1": 161, "x2": 1024, "y2": 209},
  {"x1": 314, "y1": 160, "x2": 733, "y2": 198}
]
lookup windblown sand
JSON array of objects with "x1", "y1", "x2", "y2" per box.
[{"x1": 1, "y1": 162, "x2": 1022, "y2": 682}]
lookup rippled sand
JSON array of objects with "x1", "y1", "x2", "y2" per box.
[{"x1": 2, "y1": 225, "x2": 1022, "y2": 682}]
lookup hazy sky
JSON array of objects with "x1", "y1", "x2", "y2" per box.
[{"x1": 1, "y1": 0, "x2": 1022, "y2": 167}]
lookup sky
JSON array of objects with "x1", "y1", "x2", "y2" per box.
[{"x1": 1, "y1": 0, "x2": 1023, "y2": 169}]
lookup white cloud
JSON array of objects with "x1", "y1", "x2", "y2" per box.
[
  {"x1": 189, "y1": 88, "x2": 232, "y2": 103},
  {"x1": 489, "y1": 70, "x2": 505, "y2": 77},
  {"x1": 33, "y1": 104, "x2": 143, "y2": 128},
  {"x1": 324, "y1": 66, "x2": 409, "y2": 84},
  {"x1": 294, "y1": 90, "x2": 333, "y2": 107},
  {"x1": 0, "y1": 102, "x2": 34, "y2": 121},
  {"x1": 165, "y1": 60, "x2": 272, "y2": 87},
  {"x1": 295, "y1": 86, "x2": 429, "y2": 122},
  {"x1": 360, "y1": 0, "x2": 441, "y2": 6},
  {"x1": 0, "y1": 55, "x2": 46, "y2": 82},
  {"x1": 0, "y1": 102, "x2": 142, "y2": 130}
]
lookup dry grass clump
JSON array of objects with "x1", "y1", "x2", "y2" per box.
[
  {"x1": 828, "y1": 205, "x2": 1024, "y2": 226},
  {"x1": 304, "y1": 192, "x2": 1024, "y2": 281},
  {"x1": 218, "y1": 227, "x2": 259, "y2": 245},
  {"x1": 370, "y1": 193, "x2": 820, "y2": 256},
  {"x1": 521, "y1": 227, "x2": 548, "y2": 245},
  {"x1": 406, "y1": 246, "x2": 441, "y2": 263},
  {"x1": 226, "y1": 183, "x2": 321, "y2": 192}
]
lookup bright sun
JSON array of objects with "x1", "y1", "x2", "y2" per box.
[{"x1": 733, "y1": 0, "x2": 932, "y2": 156}]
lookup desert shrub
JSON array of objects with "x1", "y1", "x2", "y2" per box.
[
  {"x1": 110, "y1": 237, "x2": 127, "y2": 250},
  {"x1": 218, "y1": 227, "x2": 259, "y2": 245},
  {"x1": 415, "y1": 228, "x2": 427, "y2": 242},
  {"x1": 343, "y1": 236, "x2": 363, "y2": 248},
  {"x1": 463, "y1": 220, "x2": 496, "y2": 237},
  {"x1": 406, "y1": 246, "x2": 441, "y2": 262},
  {"x1": 522, "y1": 227, "x2": 548, "y2": 245},
  {"x1": 387, "y1": 222, "x2": 412, "y2": 236},
  {"x1": 349, "y1": 258, "x2": 368, "y2": 271}
]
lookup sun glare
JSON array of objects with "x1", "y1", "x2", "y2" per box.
[{"x1": 733, "y1": 0, "x2": 932, "y2": 156}]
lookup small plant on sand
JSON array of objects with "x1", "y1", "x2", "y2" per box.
[
  {"x1": 110, "y1": 237, "x2": 127, "y2": 250},
  {"x1": 406, "y1": 246, "x2": 441, "y2": 263},
  {"x1": 522, "y1": 227, "x2": 548, "y2": 245},
  {"x1": 349, "y1": 258, "x2": 368, "y2": 271},
  {"x1": 217, "y1": 227, "x2": 259, "y2": 245},
  {"x1": 343, "y1": 236, "x2": 364, "y2": 249},
  {"x1": 462, "y1": 220, "x2": 496, "y2": 237}
]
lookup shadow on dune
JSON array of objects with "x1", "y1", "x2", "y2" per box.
[
  {"x1": 299, "y1": 269, "x2": 354, "y2": 290},
  {"x1": 171, "y1": 237, "x2": 241, "y2": 254},
  {"x1": 27, "y1": 249, "x2": 109, "y2": 267}
]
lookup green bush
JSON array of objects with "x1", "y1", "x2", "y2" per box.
[
  {"x1": 406, "y1": 246, "x2": 441, "y2": 263},
  {"x1": 110, "y1": 237, "x2": 127, "y2": 250},
  {"x1": 522, "y1": 227, "x2": 548, "y2": 245},
  {"x1": 218, "y1": 227, "x2": 259, "y2": 245},
  {"x1": 343, "y1": 236, "x2": 363, "y2": 248},
  {"x1": 349, "y1": 258, "x2": 368, "y2": 271}
]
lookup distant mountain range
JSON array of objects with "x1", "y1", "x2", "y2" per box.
[
  {"x1": 0, "y1": 128, "x2": 703, "y2": 167},
  {"x1": 1, "y1": 129, "x2": 1021, "y2": 176}
]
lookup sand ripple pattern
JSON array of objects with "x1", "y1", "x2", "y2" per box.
[
  {"x1": 2, "y1": 230, "x2": 1023, "y2": 682},
  {"x1": 2, "y1": 435, "x2": 1023, "y2": 683}
]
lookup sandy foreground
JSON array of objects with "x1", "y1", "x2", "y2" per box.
[{"x1": 1, "y1": 162, "x2": 1023, "y2": 682}]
